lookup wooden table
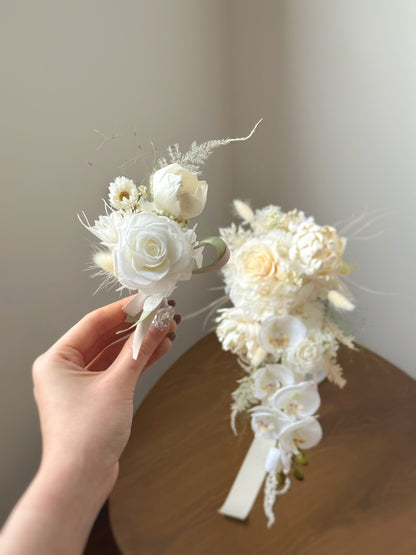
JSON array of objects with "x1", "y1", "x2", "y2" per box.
[{"x1": 103, "y1": 333, "x2": 416, "y2": 555}]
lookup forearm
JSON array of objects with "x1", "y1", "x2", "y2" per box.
[{"x1": 0, "y1": 459, "x2": 114, "y2": 555}]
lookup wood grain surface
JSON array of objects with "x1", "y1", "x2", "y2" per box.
[{"x1": 108, "y1": 333, "x2": 416, "y2": 555}]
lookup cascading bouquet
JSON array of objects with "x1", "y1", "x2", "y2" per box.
[
  {"x1": 79, "y1": 123, "x2": 261, "y2": 358},
  {"x1": 216, "y1": 201, "x2": 356, "y2": 527}
]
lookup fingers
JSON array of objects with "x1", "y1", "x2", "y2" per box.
[
  {"x1": 108, "y1": 318, "x2": 177, "y2": 385},
  {"x1": 107, "y1": 310, "x2": 182, "y2": 388},
  {"x1": 52, "y1": 296, "x2": 135, "y2": 366},
  {"x1": 85, "y1": 332, "x2": 131, "y2": 373},
  {"x1": 142, "y1": 337, "x2": 173, "y2": 373}
]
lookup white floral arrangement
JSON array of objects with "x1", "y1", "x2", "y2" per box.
[
  {"x1": 79, "y1": 123, "x2": 261, "y2": 358},
  {"x1": 216, "y1": 201, "x2": 356, "y2": 526}
]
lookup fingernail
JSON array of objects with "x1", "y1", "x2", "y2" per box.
[
  {"x1": 174, "y1": 314, "x2": 182, "y2": 325},
  {"x1": 167, "y1": 332, "x2": 176, "y2": 341}
]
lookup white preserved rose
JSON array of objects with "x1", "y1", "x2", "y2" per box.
[
  {"x1": 152, "y1": 163, "x2": 208, "y2": 220},
  {"x1": 113, "y1": 212, "x2": 199, "y2": 304},
  {"x1": 282, "y1": 337, "x2": 324, "y2": 375}
]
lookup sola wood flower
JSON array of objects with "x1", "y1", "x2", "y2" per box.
[{"x1": 216, "y1": 199, "x2": 356, "y2": 526}]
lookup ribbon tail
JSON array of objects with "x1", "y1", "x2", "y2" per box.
[
  {"x1": 123, "y1": 292, "x2": 147, "y2": 320},
  {"x1": 131, "y1": 305, "x2": 160, "y2": 360},
  {"x1": 218, "y1": 438, "x2": 275, "y2": 520}
]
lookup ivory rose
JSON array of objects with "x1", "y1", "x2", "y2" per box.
[
  {"x1": 152, "y1": 163, "x2": 208, "y2": 220},
  {"x1": 113, "y1": 212, "x2": 200, "y2": 307},
  {"x1": 282, "y1": 338, "x2": 324, "y2": 375}
]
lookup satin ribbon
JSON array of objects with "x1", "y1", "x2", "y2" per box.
[
  {"x1": 122, "y1": 294, "x2": 164, "y2": 360},
  {"x1": 219, "y1": 437, "x2": 275, "y2": 520}
]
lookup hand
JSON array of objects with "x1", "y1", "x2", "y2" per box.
[
  {"x1": 32, "y1": 296, "x2": 179, "y2": 494},
  {"x1": 1, "y1": 297, "x2": 180, "y2": 555}
]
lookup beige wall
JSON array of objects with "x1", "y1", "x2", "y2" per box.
[{"x1": 1, "y1": 0, "x2": 415, "y2": 525}]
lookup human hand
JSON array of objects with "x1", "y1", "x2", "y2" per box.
[{"x1": 32, "y1": 297, "x2": 179, "y2": 495}]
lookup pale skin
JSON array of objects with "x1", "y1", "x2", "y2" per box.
[{"x1": 0, "y1": 296, "x2": 179, "y2": 555}]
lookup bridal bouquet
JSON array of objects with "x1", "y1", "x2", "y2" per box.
[
  {"x1": 79, "y1": 124, "x2": 261, "y2": 358},
  {"x1": 216, "y1": 201, "x2": 356, "y2": 526}
]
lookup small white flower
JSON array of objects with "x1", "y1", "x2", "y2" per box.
[
  {"x1": 259, "y1": 315, "x2": 307, "y2": 357},
  {"x1": 152, "y1": 163, "x2": 208, "y2": 220},
  {"x1": 270, "y1": 381, "x2": 321, "y2": 419},
  {"x1": 89, "y1": 211, "x2": 123, "y2": 247},
  {"x1": 108, "y1": 176, "x2": 139, "y2": 210},
  {"x1": 250, "y1": 205, "x2": 284, "y2": 234},
  {"x1": 253, "y1": 364, "x2": 295, "y2": 401}
]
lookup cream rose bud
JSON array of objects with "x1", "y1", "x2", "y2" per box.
[
  {"x1": 152, "y1": 163, "x2": 208, "y2": 219},
  {"x1": 113, "y1": 212, "x2": 199, "y2": 301}
]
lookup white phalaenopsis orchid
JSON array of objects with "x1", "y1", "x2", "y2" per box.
[
  {"x1": 250, "y1": 407, "x2": 289, "y2": 440},
  {"x1": 270, "y1": 381, "x2": 321, "y2": 419},
  {"x1": 253, "y1": 364, "x2": 295, "y2": 401},
  {"x1": 278, "y1": 416, "x2": 323, "y2": 454},
  {"x1": 259, "y1": 315, "x2": 307, "y2": 356}
]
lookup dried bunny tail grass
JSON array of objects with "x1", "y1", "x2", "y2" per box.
[
  {"x1": 93, "y1": 251, "x2": 114, "y2": 274},
  {"x1": 233, "y1": 199, "x2": 255, "y2": 223},
  {"x1": 158, "y1": 119, "x2": 263, "y2": 173},
  {"x1": 323, "y1": 352, "x2": 347, "y2": 388},
  {"x1": 85, "y1": 249, "x2": 119, "y2": 295}
]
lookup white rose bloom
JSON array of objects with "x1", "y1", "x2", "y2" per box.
[
  {"x1": 259, "y1": 315, "x2": 307, "y2": 357},
  {"x1": 282, "y1": 337, "x2": 324, "y2": 375},
  {"x1": 152, "y1": 163, "x2": 208, "y2": 220},
  {"x1": 108, "y1": 176, "x2": 139, "y2": 210},
  {"x1": 89, "y1": 211, "x2": 123, "y2": 247},
  {"x1": 113, "y1": 212, "x2": 199, "y2": 308}
]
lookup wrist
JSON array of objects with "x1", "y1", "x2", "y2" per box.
[
  {"x1": 1, "y1": 458, "x2": 117, "y2": 555},
  {"x1": 39, "y1": 450, "x2": 118, "y2": 503}
]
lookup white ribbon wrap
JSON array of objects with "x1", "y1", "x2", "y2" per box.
[
  {"x1": 219, "y1": 437, "x2": 275, "y2": 520},
  {"x1": 123, "y1": 293, "x2": 163, "y2": 360}
]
